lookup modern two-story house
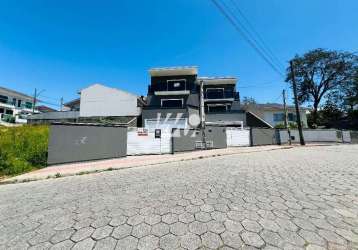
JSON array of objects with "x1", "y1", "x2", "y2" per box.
[
  {"x1": 0, "y1": 86, "x2": 37, "y2": 124},
  {"x1": 142, "y1": 66, "x2": 247, "y2": 130}
]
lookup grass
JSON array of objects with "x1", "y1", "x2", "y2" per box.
[{"x1": 0, "y1": 125, "x2": 49, "y2": 177}]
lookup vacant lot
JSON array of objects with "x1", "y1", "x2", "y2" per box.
[
  {"x1": 0, "y1": 145, "x2": 357, "y2": 249},
  {"x1": 0, "y1": 125, "x2": 48, "y2": 177}
]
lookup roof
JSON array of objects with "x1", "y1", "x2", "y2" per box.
[
  {"x1": 198, "y1": 77, "x2": 237, "y2": 85},
  {"x1": 63, "y1": 98, "x2": 80, "y2": 107},
  {"x1": 149, "y1": 66, "x2": 198, "y2": 77},
  {"x1": 37, "y1": 105, "x2": 57, "y2": 113},
  {"x1": 248, "y1": 103, "x2": 311, "y2": 111},
  {"x1": 0, "y1": 86, "x2": 33, "y2": 100}
]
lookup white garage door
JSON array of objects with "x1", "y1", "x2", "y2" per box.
[
  {"x1": 127, "y1": 128, "x2": 172, "y2": 155},
  {"x1": 145, "y1": 118, "x2": 187, "y2": 132},
  {"x1": 226, "y1": 128, "x2": 250, "y2": 147}
]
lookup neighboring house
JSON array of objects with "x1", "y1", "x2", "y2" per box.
[
  {"x1": 0, "y1": 86, "x2": 38, "y2": 124},
  {"x1": 63, "y1": 98, "x2": 80, "y2": 111},
  {"x1": 29, "y1": 83, "x2": 144, "y2": 126},
  {"x1": 37, "y1": 105, "x2": 57, "y2": 113},
  {"x1": 245, "y1": 103, "x2": 309, "y2": 128}
]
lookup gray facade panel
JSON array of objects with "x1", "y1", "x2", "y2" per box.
[
  {"x1": 142, "y1": 108, "x2": 188, "y2": 122},
  {"x1": 251, "y1": 128, "x2": 279, "y2": 146},
  {"x1": 47, "y1": 124, "x2": 127, "y2": 165},
  {"x1": 205, "y1": 112, "x2": 246, "y2": 125}
]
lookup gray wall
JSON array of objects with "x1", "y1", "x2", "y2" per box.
[
  {"x1": 351, "y1": 131, "x2": 358, "y2": 144},
  {"x1": 172, "y1": 129, "x2": 201, "y2": 152},
  {"x1": 172, "y1": 126, "x2": 227, "y2": 152},
  {"x1": 205, "y1": 112, "x2": 246, "y2": 126},
  {"x1": 279, "y1": 129, "x2": 340, "y2": 144},
  {"x1": 251, "y1": 128, "x2": 279, "y2": 146},
  {"x1": 48, "y1": 124, "x2": 127, "y2": 165},
  {"x1": 205, "y1": 126, "x2": 227, "y2": 149}
]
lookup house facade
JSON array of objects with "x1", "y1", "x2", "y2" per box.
[
  {"x1": 245, "y1": 103, "x2": 309, "y2": 128},
  {"x1": 29, "y1": 83, "x2": 143, "y2": 126},
  {"x1": 142, "y1": 66, "x2": 246, "y2": 130},
  {"x1": 0, "y1": 86, "x2": 37, "y2": 124}
]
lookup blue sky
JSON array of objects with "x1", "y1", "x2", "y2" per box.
[{"x1": 0, "y1": 0, "x2": 357, "y2": 108}]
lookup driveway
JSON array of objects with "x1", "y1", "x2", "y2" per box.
[{"x1": 0, "y1": 145, "x2": 357, "y2": 250}]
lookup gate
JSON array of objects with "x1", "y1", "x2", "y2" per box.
[
  {"x1": 226, "y1": 128, "x2": 250, "y2": 147},
  {"x1": 127, "y1": 128, "x2": 172, "y2": 155}
]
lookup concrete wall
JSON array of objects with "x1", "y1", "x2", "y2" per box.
[
  {"x1": 205, "y1": 112, "x2": 246, "y2": 126},
  {"x1": 47, "y1": 124, "x2": 127, "y2": 165},
  {"x1": 27, "y1": 111, "x2": 80, "y2": 124},
  {"x1": 172, "y1": 126, "x2": 227, "y2": 152},
  {"x1": 279, "y1": 129, "x2": 341, "y2": 144},
  {"x1": 80, "y1": 84, "x2": 141, "y2": 117},
  {"x1": 205, "y1": 126, "x2": 227, "y2": 149},
  {"x1": 351, "y1": 131, "x2": 358, "y2": 144},
  {"x1": 172, "y1": 129, "x2": 201, "y2": 152},
  {"x1": 251, "y1": 128, "x2": 279, "y2": 146}
]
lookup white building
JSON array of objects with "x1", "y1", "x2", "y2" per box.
[
  {"x1": 245, "y1": 103, "x2": 309, "y2": 128},
  {"x1": 0, "y1": 86, "x2": 38, "y2": 124}
]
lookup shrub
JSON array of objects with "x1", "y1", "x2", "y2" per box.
[{"x1": 0, "y1": 125, "x2": 49, "y2": 176}]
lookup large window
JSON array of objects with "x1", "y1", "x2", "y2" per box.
[
  {"x1": 25, "y1": 102, "x2": 33, "y2": 109},
  {"x1": 288, "y1": 113, "x2": 297, "y2": 122},
  {"x1": 5, "y1": 109, "x2": 13, "y2": 115},
  {"x1": 17, "y1": 100, "x2": 22, "y2": 107},
  {"x1": 206, "y1": 88, "x2": 224, "y2": 99},
  {"x1": 161, "y1": 99, "x2": 183, "y2": 108},
  {"x1": 0, "y1": 108, "x2": 4, "y2": 113},
  {"x1": 206, "y1": 104, "x2": 231, "y2": 113},
  {"x1": 0, "y1": 95, "x2": 8, "y2": 104},
  {"x1": 273, "y1": 113, "x2": 285, "y2": 122},
  {"x1": 167, "y1": 79, "x2": 186, "y2": 91}
]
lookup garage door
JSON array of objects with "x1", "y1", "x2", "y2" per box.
[
  {"x1": 145, "y1": 118, "x2": 187, "y2": 131},
  {"x1": 127, "y1": 128, "x2": 172, "y2": 155},
  {"x1": 226, "y1": 128, "x2": 250, "y2": 147}
]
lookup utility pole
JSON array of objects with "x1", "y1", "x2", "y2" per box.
[
  {"x1": 290, "y1": 61, "x2": 305, "y2": 146},
  {"x1": 199, "y1": 80, "x2": 206, "y2": 149},
  {"x1": 32, "y1": 88, "x2": 37, "y2": 113},
  {"x1": 282, "y1": 89, "x2": 292, "y2": 145},
  {"x1": 60, "y1": 97, "x2": 64, "y2": 111}
]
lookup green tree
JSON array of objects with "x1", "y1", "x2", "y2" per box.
[{"x1": 286, "y1": 49, "x2": 358, "y2": 126}]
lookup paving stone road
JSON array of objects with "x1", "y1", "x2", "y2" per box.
[{"x1": 0, "y1": 145, "x2": 358, "y2": 250}]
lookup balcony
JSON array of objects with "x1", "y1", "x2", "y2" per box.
[
  {"x1": 150, "y1": 80, "x2": 192, "y2": 96},
  {"x1": 204, "y1": 89, "x2": 235, "y2": 102}
]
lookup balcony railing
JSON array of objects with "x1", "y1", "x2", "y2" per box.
[{"x1": 0, "y1": 101, "x2": 34, "y2": 110}]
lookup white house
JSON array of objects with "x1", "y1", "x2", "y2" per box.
[
  {"x1": 0, "y1": 86, "x2": 38, "y2": 124},
  {"x1": 79, "y1": 83, "x2": 142, "y2": 118},
  {"x1": 245, "y1": 103, "x2": 309, "y2": 128}
]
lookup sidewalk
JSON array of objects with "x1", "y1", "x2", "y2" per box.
[{"x1": 2, "y1": 145, "x2": 293, "y2": 184}]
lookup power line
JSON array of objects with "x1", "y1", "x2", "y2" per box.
[
  {"x1": 210, "y1": 0, "x2": 285, "y2": 77},
  {"x1": 229, "y1": 0, "x2": 285, "y2": 70}
]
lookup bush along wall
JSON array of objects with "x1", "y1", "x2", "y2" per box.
[{"x1": 0, "y1": 125, "x2": 49, "y2": 176}]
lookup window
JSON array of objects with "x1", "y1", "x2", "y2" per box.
[
  {"x1": 288, "y1": 113, "x2": 297, "y2": 122},
  {"x1": 12, "y1": 98, "x2": 16, "y2": 105},
  {"x1": 161, "y1": 99, "x2": 183, "y2": 108},
  {"x1": 0, "y1": 95, "x2": 8, "y2": 104},
  {"x1": 25, "y1": 102, "x2": 33, "y2": 109},
  {"x1": 0, "y1": 108, "x2": 4, "y2": 113},
  {"x1": 167, "y1": 79, "x2": 186, "y2": 91},
  {"x1": 5, "y1": 109, "x2": 13, "y2": 115},
  {"x1": 206, "y1": 88, "x2": 224, "y2": 99},
  {"x1": 17, "y1": 100, "x2": 22, "y2": 107},
  {"x1": 273, "y1": 113, "x2": 285, "y2": 122},
  {"x1": 207, "y1": 104, "x2": 230, "y2": 113}
]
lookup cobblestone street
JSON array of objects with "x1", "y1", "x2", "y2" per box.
[{"x1": 0, "y1": 145, "x2": 357, "y2": 250}]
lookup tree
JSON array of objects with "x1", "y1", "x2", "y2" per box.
[{"x1": 286, "y1": 49, "x2": 358, "y2": 126}]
